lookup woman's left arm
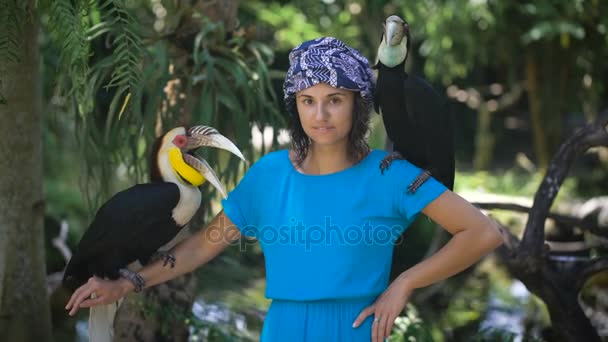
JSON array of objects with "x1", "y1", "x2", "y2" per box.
[
  {"x1": 398, "y1": 190, "x2": 504, "y2": 288},
  {"x1": 353, "y1": 190, "x2": 504, "y2": 342}
]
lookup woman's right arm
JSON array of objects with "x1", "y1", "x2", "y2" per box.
[{"x1": 65, "y1": 210, "x2": 241, "y2": 315}]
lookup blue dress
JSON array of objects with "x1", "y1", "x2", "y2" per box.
[{"x1": 221, "y1": 149, "x2": 446, "y2": 341}]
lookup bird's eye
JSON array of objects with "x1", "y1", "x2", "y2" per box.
[{"x1": 173, "y1": 135, "x2": 187, "y2": 147}]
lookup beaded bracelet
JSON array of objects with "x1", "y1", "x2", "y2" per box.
[{"x1": 118, "y1": 268, "x2": 145, "y2": 293}]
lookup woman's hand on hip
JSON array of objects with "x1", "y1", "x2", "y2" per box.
[{"x1": 352, "y1": 277, "x2": 413, "y2": 342}]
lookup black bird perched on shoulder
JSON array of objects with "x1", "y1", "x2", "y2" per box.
[
  {"x1": 62, "y1": 125, "x2": 245, "y2": 292},
  {"x1": 374, "y1": 15, "x2": 455, "y2": 191}
]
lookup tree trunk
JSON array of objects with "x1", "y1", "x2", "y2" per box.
[
  {"x1": 473, "y1": 104, "x2": 494, "y2": 170},
  {"x1": 500, "y1": 250, "x2": 602, "y2": 342},
  {"x1": 525, "y1": 52, "x2": 550, "y2": 170},
  {"x1": 0, "y1": 1, "x2": 53, "y2": 340},
  {"x1": 113, "y1": 271, "x2": 197, "y2": 342},
  {"x1": 525, "y1": 45, "x2": 568, "y2": 171}
]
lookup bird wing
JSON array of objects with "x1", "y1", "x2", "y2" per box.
[
  {"x1": 404, "y1": 75, "x2": 455, "y2": 190},
  {"x1": 63, "y1": 183, "x2": 181, "y2": 287},
  {"x1": 373, "y1": 80, "x2": 382, "y2": 114},
  {"x1": 375, "y1": 67, "x2": 413, "y2": 149}
]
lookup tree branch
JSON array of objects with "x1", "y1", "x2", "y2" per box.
[
  {"x1": 473, "y1": 202, "x2": 608, "y2": 238},
  {"x1": 520, "y1": 117, "x2": 608, "y2": 255}
]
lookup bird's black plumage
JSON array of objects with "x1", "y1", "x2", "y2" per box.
[
  {"x1": 375, "y1": 16, "x2": 455, "y2": 190},
  {"x1": 62, "y1": 183, "x2": 181, "y2": 291}
]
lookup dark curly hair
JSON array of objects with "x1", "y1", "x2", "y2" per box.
[{"x1": 287, "y1": 93, "x2": 371, "y2": 167}]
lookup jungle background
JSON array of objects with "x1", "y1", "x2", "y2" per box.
[{"x1": 1, "y1": 0, "x2": 607, "y2": 341}]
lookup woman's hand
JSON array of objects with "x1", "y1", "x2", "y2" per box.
[
  {"x1": 352, "y1": 277, "x2": 413, "y2": 342},
  {"x1": 65, "y1": 277, "x2": 133, "y2": 316}
]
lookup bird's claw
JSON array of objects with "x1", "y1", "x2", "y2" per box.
[
  {"x1": 151, "y1": 251, "x2": 176, "y2": 268},
  {"x1": 379, "y1": 151, "x2": 404, "y2": 174},
  {"x1": 407, "y1": 170, "x2": 432, "y2": 194}
]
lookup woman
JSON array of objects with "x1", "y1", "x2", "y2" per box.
[{"x1": 66, "y1": 37, "x2": 503, "y2": 342}]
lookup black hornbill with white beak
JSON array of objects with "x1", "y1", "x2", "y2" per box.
[
  {"x1": 374, "y1": 15, "x2": 455, "y2": 191},
  {"x1": 62, "y1": 125, "x2": 245, "y2": 291}
]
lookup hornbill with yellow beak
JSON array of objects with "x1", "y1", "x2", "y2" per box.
[
  {"x1": 62, "y1": 125, "x2": 245, "y2": 291},
  {"x1": 375, "y1": 15, "x2": 455, "y2": 191}
]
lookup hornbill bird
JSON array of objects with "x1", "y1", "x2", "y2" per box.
[
  {"x1": 62, "y1": 125, "x2": 245, "y2": 292},
  {"x1": 374, "y1": 15, "x2": 455, "y2": 191}
]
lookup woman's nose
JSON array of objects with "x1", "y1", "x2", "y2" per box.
[{"x1": 314, "y1": 103, "x2": 329, "y2": 120}]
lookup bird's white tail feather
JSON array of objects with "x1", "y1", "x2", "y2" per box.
[
  {"x1": 88, "y1": 298, "x2": 123, "y2": 342},
  {"x1": 87, "y1": 262, "x2": 140, "y2": 342}
]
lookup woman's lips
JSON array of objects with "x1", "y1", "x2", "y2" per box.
[{"x1": 313, "y1": 126, "x2": 335, "y2": 133}]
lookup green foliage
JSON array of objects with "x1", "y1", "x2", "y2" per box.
[
  {"x1": 0, "y1": 0, "x2": 27, "y2": 104},
  {"x1": 246, "y1": 2, "x2": 322, "y2": 51},
  {"x1": 72, "y1": 0, "x2": 146, "y2": 206},
  {"x1": 519, "y1": 1, "x2": 593, "y2": 44},
  {"x1": 243, "y1": 1, "x2": 366, "y2": 54},
  {"x1": 389, "y1": 304, "x2": 435, "y2": 342},
  {"x1": 96, "y1": 0, "x2": 143, "y2": 118},
  {"x1": 454, "y1": 169, "x2": 577, "y2": 200},
  {"x1": 43, "y1": 0, "x2": 92, "y2": 114},
  {"x1": 41, "y1": 0, "x2": 145, "y2": 123},
  {"x1": 399, "y1": 0, "x2": 498, "y2": 83},
  {"x1": 0, "y1": 0, "x2": 22, "y2": 63},
  {"x1": 188, "y1": 17, "x2": 285, "y2": 164},
  {"x1": 37, "y1": 1, "x2": 284, "y2": 213},
  {"x1": 391, "y1": 0, "x2": 608, "y2": 87}
]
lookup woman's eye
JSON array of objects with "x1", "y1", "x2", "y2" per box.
[
  {"x1": 330, "y1": 97, "x2": 342, "y2": 104},
  {"x1": 302, "y1": 98, "x2": 312, "y2": 105}
]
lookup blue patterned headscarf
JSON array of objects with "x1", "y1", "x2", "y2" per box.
[{"x1": 283, "y1": 37, "x2": 375, "y2": 114}]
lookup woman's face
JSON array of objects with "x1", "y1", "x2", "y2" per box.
[{"x1": 295, "y1": 83, "x2": 355, "y2": 148}]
